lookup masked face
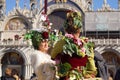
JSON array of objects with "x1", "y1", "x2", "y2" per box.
[{"x1": 38, "y1": 39, "x2": 49, "y2": 53}]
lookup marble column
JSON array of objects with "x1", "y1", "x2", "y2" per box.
[
  {"x1": 24, "y1": 64, "x2": 34, "y2": 80},
  {"x1": 0, "y1": 64, "x2": 2, "y2": 77}
]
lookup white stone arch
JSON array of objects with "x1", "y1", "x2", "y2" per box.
[
  {"x1": 37, "y1": 0, "x2": 86, "y2": 35},
  {"x1": 47, "y1": 4, "x2": 84, "y2": 15},
  {"x1": 0, "y1": 48, "x2": 28, "y2": 65},
  {"x1": 0, "y1": 48, "x2": 29, "y2": 78},
  {"x1": 100, "y1": 48, "x2": 120, "y2": 57},
  {"x1": 38, "y1": 0, "x2": 86, "y2": 15},
  {"x1": 98, "y1": 48, "x2": 120, "y2": 78},
  {"x1": 95, "y1": 47, "x2": 120, "y2": 65}
]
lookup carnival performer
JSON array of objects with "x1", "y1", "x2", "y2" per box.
[
  {"x1": 25, "y1": 30, "x2": 56, "y2": 80},
  {"x1": 24, "y1": 13, "x2": 55, "y2": 80},
  {"x1": 51, "y1": 11, "x2": 97, "y2": 80}
]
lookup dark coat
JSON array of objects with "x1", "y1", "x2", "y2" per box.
[
  {"x1": 1, "y1": 75, "x2": 15, "y2": 80},
  {"x1": 94, "y1": 51, "x2": 109, "y2": 80},
  {"x1": 114, "y1": 68, "x2": 120, "y2": 80}
]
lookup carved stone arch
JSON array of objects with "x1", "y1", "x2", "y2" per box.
[
  {"x1": 1, "y1": 48, "x2": 28, "y2": 64},
  {"x1": 86, "y1": 0, "x2": 92, "y2": 10},
  {"x1": 2, "y1": 15, "x2": 32, "y2": 31},
  {"x1": 100, "y1": 48, "x2": 120, "y2": 79},
  {"x1": 48, "y1": 9, "x2": 67, "y2": 31},
  {"x1": 0, "y1": 48, "x2": 28, "y2": 78},
  {"x1": 47, "y1": 6, "x2": 83, "y2": 16},
  {"x1": 47, "y1": 8, "x2": 84, "y2": 33},
  {"x1": 38, "y1": 0, "x2": 85, "y2": 34},
  {"x1": 68, "y1": 0, "x2": 85, "y2": 14},
  {"x1": 100, "y1": 48, "x2": 120, "y2": 65},
  {"x1": 39, "y1": 0, "x2": 85, "y2": 15},
  {"x1": 100, "y1": 48, "x2": 120, "y2": 58}
]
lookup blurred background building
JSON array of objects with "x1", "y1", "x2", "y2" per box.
[{"x1": 0, "y1": 0, "x2": 120, "y2": 79}]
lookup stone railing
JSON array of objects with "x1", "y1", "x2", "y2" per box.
[
  {"x1": 0, "y1": 40, "x2": 31, "y2": 46},
  {"x1": 0, "y1": 38, "x2": 120, "y2": 46},
  {"x1": 89, "y1": 38, "x2": 120, "y2": 45}
]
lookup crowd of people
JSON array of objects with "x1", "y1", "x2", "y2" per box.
[
  {"x1": 2, "y1": 11, "x2": 118, "y2": 80},
  {"x1": 1, "y1": 68, "x2": 21, "y2": 80}
]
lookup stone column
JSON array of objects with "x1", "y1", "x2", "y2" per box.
[
  {"x1": 24, "y1": 64, "x2": 34, "y2": 80},
  {"x1": 0, "y1": 64, "x2": 2, "y2": 77}
]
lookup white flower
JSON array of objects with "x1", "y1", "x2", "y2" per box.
[
  {"x1": 40, "y1": 15, "x2": 47, "y2": 21},
  {"x1": 50, "y1": 23, "x2": 52, "y2": 26}
]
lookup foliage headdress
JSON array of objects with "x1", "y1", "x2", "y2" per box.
[
  {"x1": 64, "y1": 11, "x2": 83, "y2": 33},
  {"x1": 24, "y1": 12, "x2": 51, "y2": 50},
  {"x1": 24, "y1": 30, "x2": 49, "y2": 50}
]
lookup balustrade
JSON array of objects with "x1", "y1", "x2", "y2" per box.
[
  {"x1": 0, "y1": 38, "x2": 120, "y2": 46},
  {"x1": 0, "y1": 39, "x2": 31, "y2": 46},
  {"x1": 90, "y1": 38, "x2": 120, "y2": 45}
]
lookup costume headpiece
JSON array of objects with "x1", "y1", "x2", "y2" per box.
[
  {"x1": 24, "y1": 30, "x2": 49, "y2": 50},
  {"x1": 34, "y1": 12, "x2": 52, "y2": 31},
  {"x1": 24, "y1": 12, "x2": 51, "y2": 50},
  {"x1": 64, "y1": 11, "x2": 82, "y2": 30}
]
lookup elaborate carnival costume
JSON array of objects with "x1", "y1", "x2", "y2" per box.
[
  {"x1": 51, "y1": 11, "x2": 97, "y2": 80},
  {"x1": 24, "y1": 13, "x2": 55, "y2": 80}
]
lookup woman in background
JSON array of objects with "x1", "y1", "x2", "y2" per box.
[{"x1": 11, "y1": 69, "x2": 21, "y2": 80}]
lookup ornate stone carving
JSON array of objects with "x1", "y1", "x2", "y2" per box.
[
  {"x1": 5, "y1": 18, "x2": 27, "y2": 31},
  {"x1": 97, "y1": 0, "x2": 115, "y2": 11},
  {"x1": 0, "y1": 0, "x2": 5, "y2": 19}
]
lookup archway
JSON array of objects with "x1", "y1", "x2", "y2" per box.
[
  {"x1": 48, "y1": 10, "x2": 67, "y2": 32},
  {"x1": 48, "y1": 9, "x2": 84, "y2": 35},
  {"x1": 102, "y1": 51, "x2": 120, "y2": 79},
  {"x1": 1, "y1": 51, "x2": 25, "y2": 79}
]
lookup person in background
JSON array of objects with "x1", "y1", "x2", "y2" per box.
[
  {"x1": 51, "y1": 11, "x2": 97, "y2": 80},
  {"x1": 114, "y1": 67, "x2": 120, "y2": 80},
  {"x1": 11, "y1": 69, "x2": 21, "y2": 80},
  {"x1": 94, "y1": 50, "x2": 110, "y2": 80},
  {"x1": 1, "y1": 68, "x2": 15, "y2": 80}
]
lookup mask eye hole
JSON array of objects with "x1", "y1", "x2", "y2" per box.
[{"x1": 42, "y1": 39, "x2": 49, "y2": 42}]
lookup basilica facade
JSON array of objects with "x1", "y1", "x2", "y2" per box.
[{"x1": 0, "y1": 0, "x2": 120, "y2": 79}]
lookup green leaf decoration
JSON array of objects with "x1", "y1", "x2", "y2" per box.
[
  {"x1": 63, "y1": 38, "x2": 76, "y2": 57},
  {"x1": 69, "y1": 69, "x2": 83, "y2": 80},
  {"x1": 72, "y1": 44, "x2": 77, "y2": 52},
  {"x1": 63, "y1": 37, "x2": 81, "y2": 57},
  {"x1": 24, "y1": 30, "x2": 45, "y2": 49},
  {"x1": 63, "y1": 35, "x2": 94, "y2": 57},
  {"x1": 58, "y1": 63, "x2": 72, "y2": 77},
  {"x1": 49, "y1": 33, "x2": 58, "y2": 41},
  {"x1": 84, "y1": 42, "x2": 94, "y2": 56}
]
